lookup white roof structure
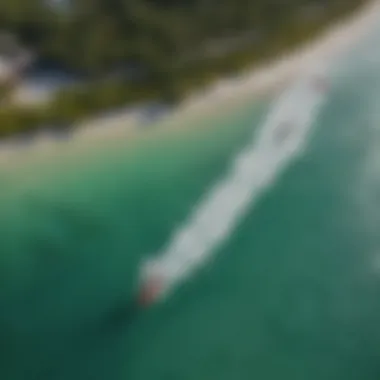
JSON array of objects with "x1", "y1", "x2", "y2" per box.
[{"x1": 0, "y1": 32, "x2": 33, "y2": 81}]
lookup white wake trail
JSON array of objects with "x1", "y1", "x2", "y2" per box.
[{"x1": 140, "y1": 64, "x2": 331, "y2": 301}]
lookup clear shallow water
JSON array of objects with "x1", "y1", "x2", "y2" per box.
[
  {"x1": 0, "y1": 99, "x2": 269, "y2": 380},
  {"x1": 2, "y1": 36, "x2": 380, "y2": 380}
]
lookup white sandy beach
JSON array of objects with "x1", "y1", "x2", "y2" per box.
[{"x1": 0, "y1": 0, "x2": 379, "y2": 167}]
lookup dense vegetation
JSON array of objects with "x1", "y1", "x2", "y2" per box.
[{"x1": 0, "y1": 0, "x2": 369, "y2": 139}]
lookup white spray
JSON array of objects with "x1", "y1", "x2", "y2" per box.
[{"x1": 139, "y1": 63, "x2": 331, "y2": 301}]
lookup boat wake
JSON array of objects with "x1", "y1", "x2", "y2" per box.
[{"x1": 138, "y1": 63, "x2": 332, "y2": 305}]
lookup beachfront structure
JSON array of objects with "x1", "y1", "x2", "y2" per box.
[
  {"x1": 0, "y1": 32, "x2": 34, "y2": 104},
  {"x1": 0, "y1": 32, "x2": 33, "y2": 83}
]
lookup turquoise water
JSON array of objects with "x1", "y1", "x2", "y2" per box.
[{"x1": 2, "y1": 38, "x2": 380, "y2": 380}]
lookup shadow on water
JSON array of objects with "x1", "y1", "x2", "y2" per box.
[
  {"x1": 98, "y1": 296, "x2": 141, "y2": 335},
  {"x1": 0, "y1": 192, "x2": 146, "y2": 380},
  {"x1": 37, "y1": 298, "x2": 142, "y2": 380}
]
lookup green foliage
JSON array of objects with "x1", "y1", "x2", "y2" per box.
[
  {"x1": 0, "y1": 0, "x2": 370, "y2": 139},
  {"x1": 0, "y1": 0, "x2": 367, "y2": 75},
  {"x1": 0, "y1": 82, "x2": 13, "y2": 104}
]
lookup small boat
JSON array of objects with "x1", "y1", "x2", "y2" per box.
[
  {"x1": 137, "y1": 260, "x2": 165, "y2": 307},
  {"x1": 137, "y1": 275, "x2": 164, "y2": 307}
]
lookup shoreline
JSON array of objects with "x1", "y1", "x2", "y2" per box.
[{"x1": 0, "y1": 0, "x2": 378, "y2": 168}]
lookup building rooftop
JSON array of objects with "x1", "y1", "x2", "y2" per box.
[{"x1": 0, "y1": 32, "x2": 34, "y2": 80}]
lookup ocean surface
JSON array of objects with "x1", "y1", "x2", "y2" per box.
[{"x1": 1, "y1": 25, "x2": 380, "y2": 380}]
